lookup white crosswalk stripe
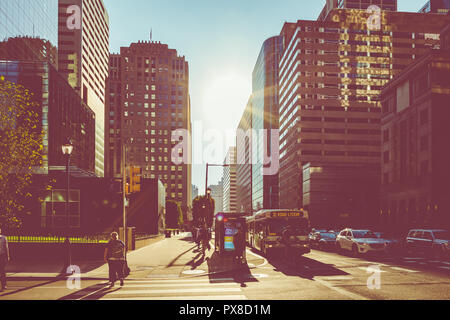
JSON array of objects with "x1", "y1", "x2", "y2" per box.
[{"x1": 95, "y1": 278, "x2": 248, "y2": 301}]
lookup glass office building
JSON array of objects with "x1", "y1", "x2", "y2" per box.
[
  {"x1": 251, "y1": 36, "x2": 282, "y2": 212},
  {"x1": 0, "y1": 0, "x2": 58, "y2": 63}
]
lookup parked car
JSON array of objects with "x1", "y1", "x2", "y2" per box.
[
  {"x1": 313, "y1": 232, "x2": 338, "y2": 251},
  {"x1": 336, "y1": 229, "x2": 389, "y2": 256},
  {"x1": 309, "y1": 229, "x2": 328, "y2": 242},
  {"x1": 374, "y1": 232, "x2": 400, "y2": 254},
  {"x1": 404, "y1": 229, "x2": 450, "y2": 258}
]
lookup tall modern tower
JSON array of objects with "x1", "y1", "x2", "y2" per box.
[
  {"x1": 251, "y1": 36, "x2": 282, "y2": 212},
  {"x1": 106, "y1": 40, "x2": 192, "y2": 212},
  {"x1": 58, "y1": 0, "x2": 110, "y2": 177}
]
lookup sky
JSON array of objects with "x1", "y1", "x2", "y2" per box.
[{"x1": 104, "y1": 0, "x2": 430, "y2": 194}]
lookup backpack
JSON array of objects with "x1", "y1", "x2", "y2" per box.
[{"x1": 109, "y1": 240, "x2": 125, "y2": 259}]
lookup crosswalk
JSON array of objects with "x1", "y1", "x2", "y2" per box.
[{"x1": 87, "y1": 278, "x2": 248, "y2": 301}]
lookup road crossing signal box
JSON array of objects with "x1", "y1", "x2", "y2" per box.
[{"x1": 126, "y1": 166, "x2": 142, "y2": 195}]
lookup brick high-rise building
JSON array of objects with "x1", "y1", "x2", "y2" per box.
[
  {"x1": 278, "y1": 9, "x2": 450, "y2": 212},
  {"x1": 58, "y1": 0, "x2": 109, "y2": 177},
  {"x1": 106, "y1": 40, "x2": 192, "y2": 212}
]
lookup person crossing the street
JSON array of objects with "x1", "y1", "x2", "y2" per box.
[
  {"x1": 104, "y1": 232, "x2": 126, "y2": 288},
  {"x1": 0, "y1": 227, "x2": 10, "y2": 292}
]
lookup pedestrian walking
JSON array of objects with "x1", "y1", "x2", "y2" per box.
[
  {"x1": 234, "y1": 223, "x2": 245, "y2": 263},
  {"x1": 104, "y1": 232, "x2": 125, "y2": 288},
  {"x1": 0, "y1": 227, "x2": 10, "y2": 292}
]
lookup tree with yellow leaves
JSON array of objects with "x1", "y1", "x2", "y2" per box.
[{"x1": 0, "y1": 76, "x2": 44, "y2": 229}]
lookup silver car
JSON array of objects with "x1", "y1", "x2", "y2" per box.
[{"x1": 336, "y1": 229, "x2": 389, "y2": 256}]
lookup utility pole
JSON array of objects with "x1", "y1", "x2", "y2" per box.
[{"x1": 122, "y1": 144, "x2": 127, "y2": 253}]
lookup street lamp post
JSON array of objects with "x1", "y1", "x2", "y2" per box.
[{"x1": 62, "y1": 140, "x2": 73, "y2": 273}]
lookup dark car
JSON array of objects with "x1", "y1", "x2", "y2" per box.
[
  {"x1": 311, "y1": 231, "x2": 338, "y2": 251},
  {"x1": 374, "y1": 232, "x2": 400, "y2": 255},
  {"x1": 405, "y1": 229, "x2": 450, "y2": 259}
]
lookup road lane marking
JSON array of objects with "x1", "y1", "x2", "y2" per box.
[
  {"x1": 110, "y1": 283, "x2": 240, "y2": 288},
  {"x1": 317, "y1": 276, "x2": 354, "y2": 281},
  {"x1": 125, "y1": 278, "x2": 235, "y2": 283},
  {"x1": 314, "y1": 278, "x2": 369, "y2": 300},
  {"x1": 438, "y1": 266, "x2": 450, "y2": 270},
  {"x1": 358, "y1": 267, "x2": 387, "y2": 272},
  {"x1": 106, "y1": 287, "x2": 242, "y2": 295},
  {"x1": 389, "y1": 267, "x2": 419, "y2": 273},
  {"x1": 101, "y1": 295, "x2": 248, "y2": 300}
]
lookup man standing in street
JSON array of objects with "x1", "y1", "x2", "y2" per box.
[{"x1": 0, "y1": 227, "x2": 10, "y2": 292}]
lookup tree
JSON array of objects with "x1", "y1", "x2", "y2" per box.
[
  {"x1": 0, "y1": 76, "x2": 43, "y2": 230},
  {"x1": 165, "y1": 200, "x2": 183, "y2": 229}
]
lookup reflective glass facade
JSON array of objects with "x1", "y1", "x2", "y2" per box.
[
  {"x1": 251, "y1": 36, "x2": 281, "y2": 211},
  {"x1": 0, "y1": 60, "x2": 96, "y2": 174},
  {"x1": 0, "y1": 0, "x2": 58, "y2": 47}
]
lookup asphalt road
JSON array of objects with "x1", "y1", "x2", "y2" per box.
[{"x1": 0, "y1": 232, "x2": 449, "y2": 300}]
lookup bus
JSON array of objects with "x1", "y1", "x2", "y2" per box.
[{"x1": 246, "y1": 209, "x2": 311, "y2": 257}]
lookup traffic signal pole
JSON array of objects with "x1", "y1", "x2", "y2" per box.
[{"x1": 122, "y1": 144, "x2": 127, "y2": 252}]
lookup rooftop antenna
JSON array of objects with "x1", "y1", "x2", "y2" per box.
[{"x1": 150, "y1": 28, "x2": 153, "y2": 42}]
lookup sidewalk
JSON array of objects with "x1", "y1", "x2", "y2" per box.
[
  {"x1": 5, "y1": 234, "x2": 166, "y2": 280},
  {"x1": 5, "y1": 232, "x2": 266, "y2": 280}
]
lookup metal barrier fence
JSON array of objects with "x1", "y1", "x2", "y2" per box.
[{"x1": 6, "y1": 235, "x2": 110, "y2": 244}]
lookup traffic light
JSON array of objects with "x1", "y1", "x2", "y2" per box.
[{"x1": 126, "y1": 166, "x2": 142, "y2": 194}]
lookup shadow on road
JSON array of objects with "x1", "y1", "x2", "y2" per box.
[
  {"x1": 207, "y1": 252, "x2": 259, "y2": 288},
  {"x1": 0, "y1": 277, "x2": 63, "y2": 299},
  {"x1": 6, "y1": 259, "x2": 106, "y2": 275},
  {"x1": 265, "y1": 253, "x2": 349, "y2": 280},
  {"x1": 58, "y1": 282, "x2": 119, "y2": 300},
  {"x1": 166, "y1": 245, "x2": 197, "y2": 268}
]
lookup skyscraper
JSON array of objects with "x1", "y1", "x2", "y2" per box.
[
  {"x1": 58, "y1": 0, "x2": 109, "y2": 177},
  {"x1": 106, "y1": 40, "x2": 192, "y2": 213},
  {"x1": 278, "y1": 9, "x2": 450, "y2": 212},
  {"x1": 251, "y1": 36, "x2": 282, "y2": 212},
  {"x1": 223, "y1": 147, "x2": 237, "y2": 212}
]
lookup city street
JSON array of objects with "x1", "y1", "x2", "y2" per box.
[{"x1": 1, "y1": 233, "x2": 449, "y2": 300}]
